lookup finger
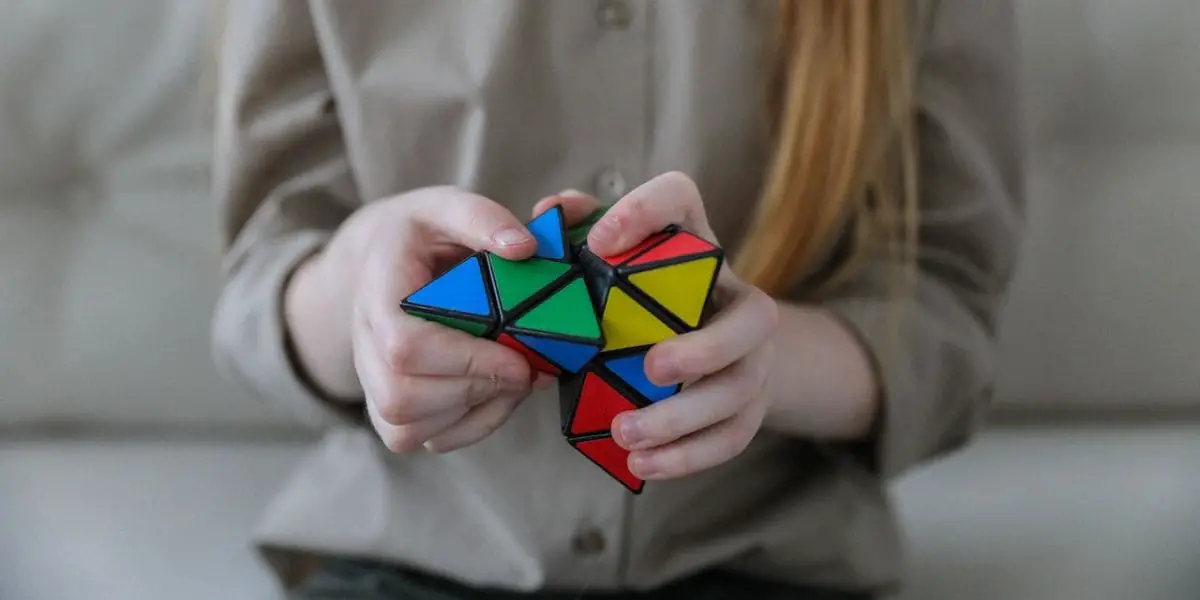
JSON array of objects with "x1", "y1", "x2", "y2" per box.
[
  {"x1": 374, "y1": 374, "x2": 529, "y2": 426},
  {"x1": 642, "y1": 284, "x2": 778, "y2": 385},
  {"x1": 422, "y1": 392, "x2": 525, "y2": 453},
  {"x1": 586, "y1": 171, "x2": 717, "y2": 257},
  {"x1": 612, "y1": 346, "x2": 771, "y2": 451},
  {"x1": 367, "y1": 394, "x2": 469, "y2": 453},
  {"x1": 533, "y1": 189, "x2": 602, "y2": 226},
  {"x1": 355, "y1": 317, "x2": 527, "y2": 424},
  {"x1": 626, "y1": 401, "x2": 767, "y2": 480},
  {"x1": 373, "y1": 315, "x2": 531, "y2": 381},
  {"x1": 406, "y1": 186, "x2": 538, "y2": 261}
]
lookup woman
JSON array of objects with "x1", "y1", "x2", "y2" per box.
[{"x1": 212, "y1": 1, "x2": 1022, "y2": 598}]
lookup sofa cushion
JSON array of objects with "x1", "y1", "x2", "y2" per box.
[
  {"x1": 995, "y1": 0, "x2": 1200, "y2": 410},
  {"x1": 0, "y1": 0, "x2": 298, "y2": 428}
]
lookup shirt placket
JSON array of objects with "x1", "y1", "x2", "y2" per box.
[{"x1": 552, "y1": 0, "x2": 652, "y2": 589}]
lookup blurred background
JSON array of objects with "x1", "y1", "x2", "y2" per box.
[{"x1": 1, "y1": 1, "x2": 1198, "y2": 599}]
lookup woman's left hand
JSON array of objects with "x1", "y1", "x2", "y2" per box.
[{"x1": 537, "y1": 172, "x2": 779, "y2": 481}]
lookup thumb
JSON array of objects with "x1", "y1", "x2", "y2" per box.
[{"x1": 407, "y1": 186, "x2": 537, "y2": 261}]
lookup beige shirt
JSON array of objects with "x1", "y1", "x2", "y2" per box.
[{"x1": 211, "y1": 0, "x2": 1022, "y2": 594}]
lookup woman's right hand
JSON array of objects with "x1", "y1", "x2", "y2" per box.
[{"x1": 285, "y1": 186, "x2": 559, "y2": 453}]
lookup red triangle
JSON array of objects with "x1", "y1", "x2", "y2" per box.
[
  {"x1": 575, "y1": 436, "x2": 644, "y2": 493},
  {"x1": 569, "y1": 373, "x2": 638, "y2": 436},
  {"x1": 600, "y1": 231, "x2": 671, "y2": 266},
  {"x1": 497, "y1": 333, "x2": 560, "y2": 376},
  {"x1": 627, "y1": 231, "x2": 716, "y2": 267}
]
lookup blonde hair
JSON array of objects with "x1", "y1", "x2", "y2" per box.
[{"x1": 735, "y1": 1, "x2": 918, "y2": 299}]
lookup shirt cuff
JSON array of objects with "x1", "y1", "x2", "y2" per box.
[{"x1": 212, "y1": 230, "x2": 366, "y2": 431}]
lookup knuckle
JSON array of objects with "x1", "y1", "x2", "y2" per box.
[
  {"x1": 377, "y1": 386, "x2": 421, "y2": 425},
  {"x1": 748, "y1": 288, "x2": 780, "y2": 328},
  {"x1": 657, "y1": 409, "x2": 689, "y2": 441},
  {"x1": 666, "y1": 449, "x2": 694, "y2": 477},
  {"x1": 468, "y1": 377, "x2": 502, "y2": 406},
  {"x1": 381, "y1": 427, "x2": 424, "y2": 453},
  {"x1": 723, "y1": 429, "x2": 752, "y2": 461},
  {"x1": 662, "y1": 170, "x2": 701, "y2": 198},
  {"x1": 480, "y1": 404, "x2": 512, "y2": 437},
  {"x1": 462, "y1": 351, "x2": 484, "y2": 378},
  {"x1": 382, "y1": 331, "x2": 420, "y2": 373},
  {"x1": 621, "y1": 196, "x2": 653, "y2": 226},
  {"x1": 734, "y1": 416, "x2": 759, "y2": 451}
]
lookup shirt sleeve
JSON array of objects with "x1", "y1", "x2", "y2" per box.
[
  {"x1": 210, "y1": 0, "x2": 365, "y2": 429},
  {"x1": 817, "y1": 0, "x2": 1025, "y2": 478}
]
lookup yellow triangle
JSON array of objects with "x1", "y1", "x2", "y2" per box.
[
  {"x1": 601, "y1": 287, "x2": 677, "y2": 352},
  {"x1": 627, "y1": 257, "x2": 718, "y2": 327}
]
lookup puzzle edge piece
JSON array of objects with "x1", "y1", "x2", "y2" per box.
[
  {"x1": 403, "y1": 307, "x2": 495, "y2": 338},
  {"x1": 484, "y1": 253, "x2": 577, "y2": 321},
  {"x1": 496, "y1": 332, "x2": 561, "y2": 376},
  {"x1": 511, "y1": 332, "x2": 601, "y2": 374},
  {"x1": 598, "y1": 281, "x2": 689, "y2": 353},
  {"x1": 528, "y1": 204, "x2": 570, "y2": 262},
  {"x1": 560, "y1": 369, "x2": 643, "y2": 438},
  {"x1": 400, "y1": 252, "x2": 497, "y2": 320},
  {"x1": 617, "y1": 244, "x2": 723, "y2": 278},
  {"x1": 599, "y1": 349, "x2": 683, "y2": 404},
  {"x1": 568, "y1": 432, "x2": 645, "y2": 494},
  {"x1": 509, "y1": 276, "x2": 605, "y2": 344},
  {"x1": 622, "y1": 254, "x2": 724, "y2": 330},
  {"x1": 618, "y1": 229, "x2": 720, "y2": 273}
]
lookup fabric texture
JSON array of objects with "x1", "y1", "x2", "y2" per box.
[{"x1": 210, "y1": 0, "x2": 1022, "y2": 595}]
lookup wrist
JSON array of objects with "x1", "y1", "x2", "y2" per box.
[
  {"x1": 283, "y1": 246, "x2": 363, "y2": 402},
  {"x1": 761, "y1": 302, "x2": 880, "y2": 441}
]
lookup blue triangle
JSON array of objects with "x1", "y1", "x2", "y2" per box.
[
  {"x1": 604, "y1": 354, "x2": 679, "y2": 403},
  {"x1": 528, "y1": 207, "x2": 566, "y2": 261},
  {"x1": 406, "y1": 255, "x2": 492, "y2": 317},
  {"x1": 515, "y1": 334, "x2": 598, "y2": 373}
]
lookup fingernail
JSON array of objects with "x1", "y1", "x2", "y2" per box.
[
  {"x1": 629, "y1": 454, "x2": 660, "y2": 479},
  {"x1": 617, "y1": 414, "x2": 645, "y2": 448},
  {"x1": 492, "y1": 228, "x2": 532, "y2": 247}
]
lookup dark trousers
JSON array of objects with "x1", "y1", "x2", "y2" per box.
[{"x1": 291, "y1": 559, "x2": 875, "y2": 600}]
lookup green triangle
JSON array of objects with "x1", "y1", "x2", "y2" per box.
[
  {"x1": 490, "y1": 256, "x2": 572, "y2": 312},
  {"x1": 513, "y1": 278, "x2": 601, "y2": 340},
  {"x1": 408, "y1": 310, "x2": 490, "y2": 337}
]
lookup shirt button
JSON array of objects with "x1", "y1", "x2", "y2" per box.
[
  {"x1": 595, "y1": 167, "x2": 627, "y2": 203},
  {"x1": 596, "y1": 0, "x2": 633, "y2": 30},
  {"x1": 571, "y1": 528, "x2": 607, "y2": 556}
]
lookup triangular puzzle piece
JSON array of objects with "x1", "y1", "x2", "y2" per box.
[
  {"x1": 407, "y1": 309, "x2": 492, "y2": 337},
  {"x1": 623, "y1": 231, "x2": 717, "y2": 270},
  {"x1": 402, "y1": 254, "x2": 494, "y2": 319},
  {"x1": 603, "y1": 353, "x2": 680, "y2": 403},
  {"x1": 497, "y1": 333, "x2": 560, "y2": 376},
  {"x1": 599, "y1": 287, "x2": 678, "y2": 352},
  {"x1": 599, "y1": 231, "x2": 672, "y2": 267},
  {"x1": 626, "y1": 256, "x2": 719, "y2": 328},
  {"x1": 566, "y1": 372, "x2": 639, "y2": 437},
  {"x1": 572, "y1": 435, "x2": 644, "y2": 494},
  {"x1": 527, "y1": 205, "x2": 568, "y2": 261},
  {"x1": 512, "y1": 277, "x2": 602, "y2": 343},
  {"x1": 513, "y1": 333, "x2": 598, "y2": 374},
  {"x1": 487, "y1": 255, "x2": 572, "y2": 315}
]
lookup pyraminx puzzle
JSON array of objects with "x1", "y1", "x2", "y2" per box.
[{"x1": 400, "y1": 205, "x2": 723, "y2": 493}]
